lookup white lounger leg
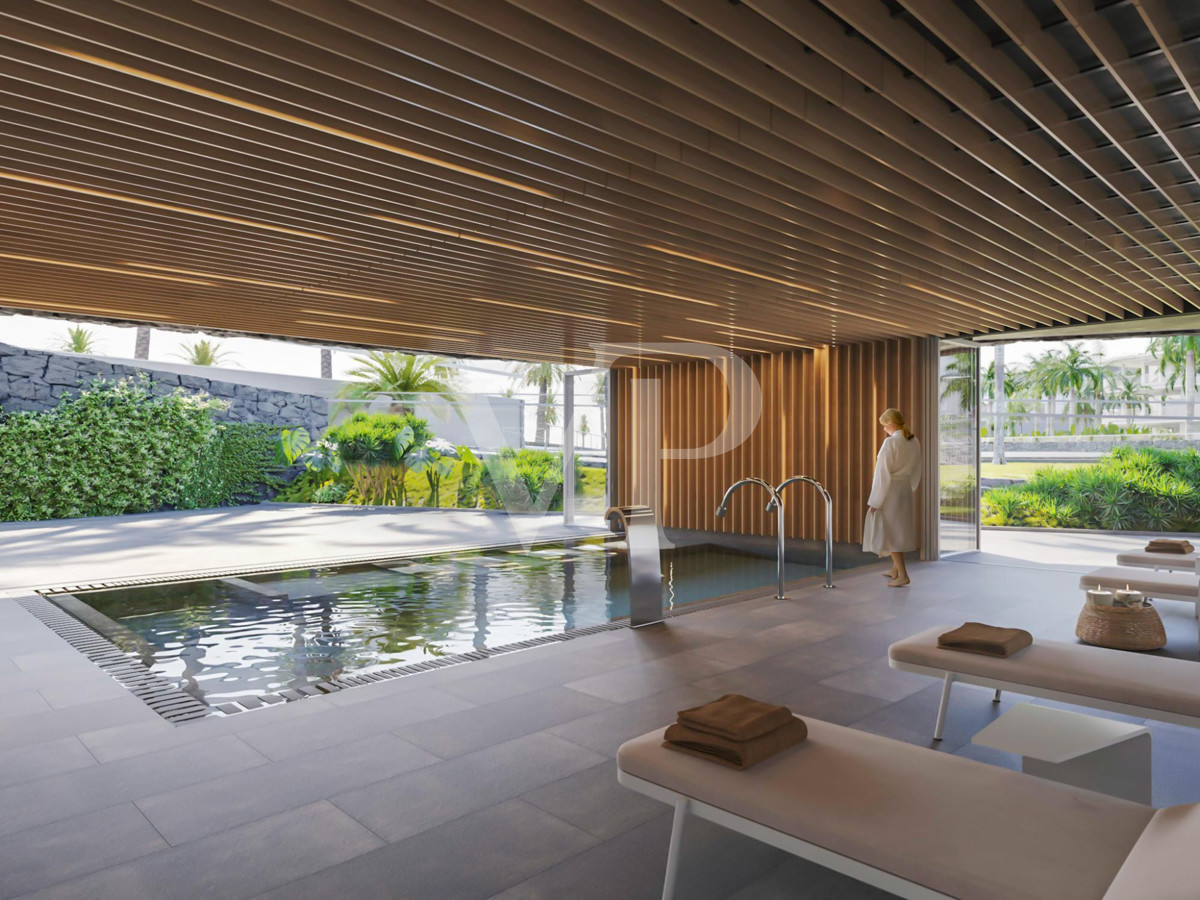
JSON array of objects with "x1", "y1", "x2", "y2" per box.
[
  {"x1": 662, "y1": 798, "x2": 689, "y2": 900},
  {"x1": 933, "y1": 674, "x2": 956, "y2": 741},
  {"x1": 993, "y1": 689, "x2": 1002, "y2": 703}
]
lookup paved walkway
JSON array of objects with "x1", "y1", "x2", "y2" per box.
[
  {"x1": 0, "y1": 505, "x2": 607, "y2": 593},
  {"x1": 2, "y1": 544, "x2": 1200, "y2": 898}
]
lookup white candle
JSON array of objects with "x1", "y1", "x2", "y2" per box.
[{"x1": 1087, "y1": 587, "x2": 1114, "y2": 607}]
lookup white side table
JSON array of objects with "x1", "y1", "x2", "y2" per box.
[{"x1": 972, "y1": 704, "x2": 1152, "y2": 804}]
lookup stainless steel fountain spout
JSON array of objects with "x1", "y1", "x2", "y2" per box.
[{"x1": 716, "y1": 478, "x2": 787, "y2": 600}]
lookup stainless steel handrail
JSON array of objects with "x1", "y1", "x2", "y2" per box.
[
  {"x1": 716, "y1": 478, "x2": 787, "y2": 600},
  {"x1": 771, "y1": 476, "x2": 835, "y2": 589},
  {"x1": 716, "y1": 475, "x2": 836, "y2": 599}
]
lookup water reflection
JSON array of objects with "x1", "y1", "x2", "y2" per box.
[{"x1": 72, "y1": 540, "x2": 827, "y2": 706}]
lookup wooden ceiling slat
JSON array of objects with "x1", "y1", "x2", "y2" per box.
[{"x1": 0, "y1": 1, "x2": 1196, "y2": 357}]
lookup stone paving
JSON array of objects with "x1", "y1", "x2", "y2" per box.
[{"x1": 2, "y1": 536, "x2": 1200, "y2": 898}]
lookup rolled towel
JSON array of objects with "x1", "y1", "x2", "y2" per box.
[
  {"x1": 937, "y1": 622, "x2": 1033, "y2": 658},
  {"x1": 663, "y1": 717, "x2": 808, "y2": 770},
  {"x1": 676, "y1": 693, "x2": 795, "y2": 742},
  {"x1": 1146, "y1": 539, "x2": 1194, "y2": 554}
]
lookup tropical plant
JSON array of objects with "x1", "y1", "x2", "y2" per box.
[
  {"x1": 311, "y1": 481, "x2": 349, "y2": 504},
  {"x1": 510, "y1": 362, "x2": 562, "y2": 447},
  {"x1": 275, "y1": 428, "x2": 340, "y2": 475},
  {"x1": 455, "y1": 446, "x2": 484, "y2": 509},
  {"x1": 1106, "y1": 371, "x2": 1150, "y2": 428},
  {"x1": 324, "y1": 412, "x2": 432, "y2": 505},
  {"x1": 939, "y1": 350, "x2": 975, "y2": 413},
  {"x1": 1149, "y1": 335, "x2": 1199, "y2": 423},
  {"x1": 338, "y1": 351, "x2": 459, "y2": 415},
  {"x1": 176, "y1": 338, "x2": 231, "y2": 367},
  {"x1": 406, "y1": 438, "x2": 457, "y2": 507},
  {"x1": 981, "y1": 447, "x2": 1200, "y2": 531},
  {"x1": 577, "y1": 414, "x2": 591, "y2": 447},
  {"x1": 1029, "y1": 342, "x2": 1105, "y2": 433},
  {"x1": 59, "y1": 325, "x2": 101, "y2": 354},
  {"x1": 479, "y1": 448, "x2": 582, "y2": 512}
]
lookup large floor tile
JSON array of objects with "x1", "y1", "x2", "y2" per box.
[
  {"x1": 136, "y1": 732, "x2": 437, "y2": 845},
  {"x1": 255, "y1": 799, "x2": 596, "y2": 900},
  {"x1": 0, "y1": 803, "x2": 165, "y2": 900},
  {"x1": 24, "y1": 801, "x2": 383, "y2": 900},
  {"x1": 393, "y1": 686, "x2": 612, "y2": 758},
  {"x1": 520, "y1": 761, "x2": 667, "y2": 840},
  {"x1": 0, "y1": 736, "x2": 96, "y2": 789},
  {"x1": 330, "y1": 731, "x2": 605, "y2": 842}
]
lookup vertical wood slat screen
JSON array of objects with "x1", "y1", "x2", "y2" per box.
[{"x1": 611, "y1": 337, "x2": 929, "y2": 548}]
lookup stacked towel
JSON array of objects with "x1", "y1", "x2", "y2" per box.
[
  {"x1": 663, "y1": 694, "x2": 807, "y2": 770},
  {"x1": 1146, "y1": 538, "x2": 1194, "y2": 554},
  {"x1": 937, "y1": 622, "x2": 1033, "y2": 658}
]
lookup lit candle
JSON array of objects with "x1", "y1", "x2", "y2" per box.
[
  {"x1": 1087, "y1": 586, "x2": 1114, "y2": 607},
  {"x1": 1114, "y1": 585, "x2": 1144, "y2": 608}
]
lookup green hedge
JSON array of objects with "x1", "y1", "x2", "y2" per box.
[
  {"x1": 982, "y1": 447, "x2": 1200, "y2": 531},
  {"x1": 0, "y1": 376, "x2": 281, "y2": 522}
]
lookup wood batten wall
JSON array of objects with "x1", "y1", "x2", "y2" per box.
[{"x1": 612, "y1": 338, "x2": 933, "y2": 553}]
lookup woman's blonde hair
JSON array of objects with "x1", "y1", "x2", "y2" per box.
[{"x1": 880, "y1": 408, "x2": 914, "y2": 440}]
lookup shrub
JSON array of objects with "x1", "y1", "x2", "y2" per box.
[
  {"x1": 324, "y1": 412, "x2": 432, "y2": 505},
  {"x1": 982, "y1": 447, "x2": 1200, "y2": 531},
  {"x1": 480, "y1": 448, "x2": 583, "y2": 512},
  {"x1": 311, "y1": 481, "x2": 350, "y2": 504},
  {"x1": 0, "y1": 376, "x2": 280, "y2": 522}
]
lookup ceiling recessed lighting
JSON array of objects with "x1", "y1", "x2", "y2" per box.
[
  {"x1": 0, "y1": 251, "x2": 213, "y2": 284},
  {"x1": 371, "y1": 216, "x2": 629, "y2": 274},
  {"x1": 43, "y1": 46, "x2": 555, "y2": 199},
  {"x1": 470, "y1": 297, "x2": 636, "y2": 326},
  {"x1": 293, "y1": 319, "x2": 469, "y2": 343},
  {"x1": 533, "y1": 267, "x2": 720, "y2": 307},
  {"x1": 646, "y1": 244, "x2": 818, "y2": 293},
  {"x1": 0, "y1": 171, "x2": 334, "y2": 241}
]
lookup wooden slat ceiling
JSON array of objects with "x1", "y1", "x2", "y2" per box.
[{"x1": 3, "y1": 0, "x2": 1200, "y2": 364}]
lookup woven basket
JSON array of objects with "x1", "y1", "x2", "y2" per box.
[{"x1": 1075, "y1": 602, "x2": 1166, "y2": 652}]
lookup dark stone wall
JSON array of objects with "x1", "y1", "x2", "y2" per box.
[{"x1": 0, "y1": 342, "x2": 328, "y2": 434}]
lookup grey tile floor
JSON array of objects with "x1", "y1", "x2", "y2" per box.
[{"x1": 2, "y1": 552, "x2": 1200, "y2": 898}]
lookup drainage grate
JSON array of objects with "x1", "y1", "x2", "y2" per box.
[{"x1": 18, "y1": 595, "x2": 212, "y2": 724}]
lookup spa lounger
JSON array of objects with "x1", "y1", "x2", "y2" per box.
[
  {"x1": 618, "y1": 718, "x2": 1195, "y2": 899},
  {"x1": 889, "y1": 625, "x2": 1200, "y2": 740},
  {"x1": 1114, "y1": 549, "x2": 1196, "y2": 572}
]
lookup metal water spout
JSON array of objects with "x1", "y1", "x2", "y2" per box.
[{"x1": 716, "y1": 478, "x2": 786, "y2": 600}]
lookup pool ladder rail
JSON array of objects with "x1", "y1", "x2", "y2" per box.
[{"x1": 715, "y1": 476, "x2": 835, "y2": 600}]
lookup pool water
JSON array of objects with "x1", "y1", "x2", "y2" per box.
[{"x1": 66, "y1": 538, "x2": 829, "y2": 707}]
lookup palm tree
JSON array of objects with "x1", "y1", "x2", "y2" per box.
[
  {"x1": 1107, "y1": 370, "x2": 1149, "y2": 429},
  {"x1": 578, "y1": 414, "x2": 591, "y2": 449},
  {"x1": 1030, "y1": 343, "x2": 1104, "y2": 434},
  {"x1": 320, "y1": 348, "x2": 333, "y2": 379},
  {"x1": 985, "y1": 345, "x2": 1006, "y2": 464},
  {"x1": 594, "y1": 372, "x2": 607, "y2": 451},
  {"x1": 59, "y1": 325, "x2": 100, "y2": 355},
  {"x1": 134, "y1": 325, "x2": 151, "y2": 360},
  {"x1": 176, "y1": 338, "x2": 231, "y2": 367},
  {"x1": 1149, "y1": 335, "x2": 1199, "y2": 428},
  {"x1": 511, "y1": 362, "x2": 562, "y2": 447},
  {"x1": 338, "y1": 351, "x2": 459, "y2": 414}
]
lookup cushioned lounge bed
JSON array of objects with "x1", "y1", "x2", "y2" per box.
[
  {"x1": 618, "y1": 718, "x2": 1197, "y2": 899},
  {"x1": 889, "y1": 625, "x2": 1200, "y2": 740},
  {"x1": 1114, "y1": 549, "x2": 1196, "y2": 572}
]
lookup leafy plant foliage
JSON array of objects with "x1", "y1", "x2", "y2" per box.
[
  {"x1": 0, "y1": 376, "x2": 280, "y2": 522},
  {"x1": 982, "y1": 447, "x2": 1200, "y2": 531}
]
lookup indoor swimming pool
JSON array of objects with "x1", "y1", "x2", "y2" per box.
[{"x1": 58, "y1": 538, "x2": 836, "y2": 707}]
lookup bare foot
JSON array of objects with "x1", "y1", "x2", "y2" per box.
[
  {"x1": 882, "y1": 570, "x2": 897, "y2": 579},
  {"x1": 887, "y1": 576, "x2": 910, "y2": 588}
]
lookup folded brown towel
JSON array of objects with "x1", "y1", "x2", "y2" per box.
[
  {"x1": 937, "y1": 622, "x2": 1033, "y2": 658},
  {"x1": 1146, "y1": 539, "x2": 1194, "y2": 554},
  {"x1": 676, "y1": 693, "x2": 795, "y2": 742},
  {"x1": 663, "y1": 717, "x2": 808, "y2": 770}
]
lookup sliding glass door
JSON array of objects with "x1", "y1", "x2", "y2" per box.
[{"x1": 938, "y1": 342, "x2": 980, "y2": 554}]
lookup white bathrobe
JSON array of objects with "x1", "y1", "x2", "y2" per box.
[{"x1": 863, "y1": 431, "x2": 922, "y2": 556}]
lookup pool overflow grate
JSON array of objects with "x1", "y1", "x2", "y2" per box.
[{"x1": 18, "y1": 595, "x2": 213, "y2": 724}]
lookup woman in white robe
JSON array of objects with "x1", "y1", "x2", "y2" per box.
[{"x1": 864, "y1": 408, "x2": 922, "y2": 587}]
